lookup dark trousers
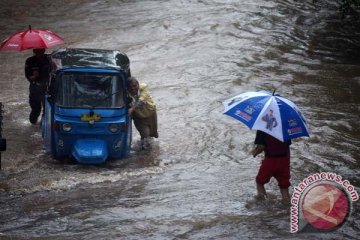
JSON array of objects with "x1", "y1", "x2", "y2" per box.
[{"x1": 29, "y1": 84, "x2": 45, "y2": 124}]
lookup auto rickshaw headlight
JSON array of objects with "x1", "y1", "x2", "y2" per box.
[
  {"x1": 62, "y1": 123, "x2": 72, "y2": 132},
  {"x1": 109, "y1": 123, "x2": 119, "y2": 133}
]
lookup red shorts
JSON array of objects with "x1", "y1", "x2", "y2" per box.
[{"x1": 256, "y1": 156, "x2": 290, "y2": 188}]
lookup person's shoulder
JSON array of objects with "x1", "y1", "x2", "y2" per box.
[
  {"x1": 254, "y1": 130, "x2": 266, "y2": 145},
  {"x1": 139, "y1": 83, "x2": 148, "y2": 89},
  {"x1": 25, "y1": 56, "x2": 36, "y2": 66},
  {"x1": 257, "y1": 130, "x2": 266, "y2": 138},
  {"x1": 25, "y1": 55, "x2": 35, "y2": 61}
]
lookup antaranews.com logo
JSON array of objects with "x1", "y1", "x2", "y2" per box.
[{"x1": 290, "y1": 172, "x2": 359, "y2": 233}]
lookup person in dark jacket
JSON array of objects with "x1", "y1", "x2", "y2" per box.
[
  {"x1": 252, "y1": 130, "x2": 292, "y2": 203},
  {"x1": 25, "y1": 48, "x2": 50, "y2": 124}
]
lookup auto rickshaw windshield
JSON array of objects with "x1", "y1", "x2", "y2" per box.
[{"x1": 56, "y1": 72, "x2": 124, "y2": 108}]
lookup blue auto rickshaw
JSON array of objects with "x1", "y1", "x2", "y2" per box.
[{"x1": 42, "y1": 48, "x2": 132, "y2": 164}]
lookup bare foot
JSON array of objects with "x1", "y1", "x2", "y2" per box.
[{"x1": 255, "y1": 193, "x2": 267, "y2": 201}]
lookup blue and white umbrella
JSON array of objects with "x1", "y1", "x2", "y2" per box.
[{"x1": 223, "y1": 91, "x2": 310, "y2": 142}]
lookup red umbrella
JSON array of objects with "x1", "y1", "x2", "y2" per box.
[{"x1": 0, "y1": 25, "x2": 64, "y2": 51}]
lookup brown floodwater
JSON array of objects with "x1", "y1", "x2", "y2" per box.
[{"x1": 0, "y1": 0, "x2": 359, "y2": 239}]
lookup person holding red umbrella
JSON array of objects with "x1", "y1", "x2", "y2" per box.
[
  {"x1": 0, "y1": 25, "x2": 64, "y2": 124},
  {"x1": 25, "y1": 48, "x2": 50, "y2": 124}
]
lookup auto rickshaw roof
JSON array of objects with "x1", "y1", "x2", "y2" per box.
[{"x1": 50, "y1": 48, "x2": 130, "y2": 73}]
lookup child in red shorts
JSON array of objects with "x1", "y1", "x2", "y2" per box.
[{"x1": 252, "y1": 130, "x2": 291, "y2": 203}]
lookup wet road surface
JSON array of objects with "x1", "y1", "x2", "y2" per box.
[{"x1": 0, "y1": 0, "x2": 359, "y2": 239}]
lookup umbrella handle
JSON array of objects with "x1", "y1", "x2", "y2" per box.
[{"x1": 29, "y1": 25, "x2": 32, "y2": 32}]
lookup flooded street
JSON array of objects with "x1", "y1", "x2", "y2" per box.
[{"x1": 0, "y1": 0, "x2": 359, "y2": 239}]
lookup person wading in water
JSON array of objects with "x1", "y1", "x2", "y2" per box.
[
  {"x1": 127, "y1": 77, "x2": 158, "y2": 150},
  {"x1": 25, "y1": 48, "x2": 50, "y2": 124}
]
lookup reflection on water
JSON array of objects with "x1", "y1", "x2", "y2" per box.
[{"x1": 0, "y1": 0, "x2": 359, "y2": 239}]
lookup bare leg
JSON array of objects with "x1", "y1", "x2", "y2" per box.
[
  {"x1": 280, "y1": 188, "x2": 290, "y2": 203},
  {"x1": 256, "y1": 183, "x2": 267, "y2": 199},
  {"x1": 143, "y1": 137, "x2": 151, "y2": 149}
]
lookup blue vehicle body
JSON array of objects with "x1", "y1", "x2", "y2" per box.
[{"x1": 43, "y1": 48, "x2": 132, "y2": 164}]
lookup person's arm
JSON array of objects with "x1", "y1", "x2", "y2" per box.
[
  {"x1": 25, "y1": 58, "x2": 32, "y2": 82},
  {"x1": 133, "y1": 98, "x2": 145, "y2": 108},
  {"x1": 252, "y1": 145, "x2": 265, "y2": 157},
  {"x1": 127, "y1": 93, "x2": 145, "y2": 116},
  {"x1": 252, "y1": 131, "x2": 266, "y2": 157},
  {"x1": 25, "y1": 58, "x2": 39, "y2": 83}
]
